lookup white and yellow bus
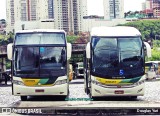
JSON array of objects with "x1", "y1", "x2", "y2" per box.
[
  {"x1": 7, "y1": 29, "x2": 72, "y2": 101},
  {"x1": 84, "y1": 26, "x2": 151, "y2": 98}
]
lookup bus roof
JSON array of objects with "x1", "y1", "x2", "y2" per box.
[
  {"x1": 16, "y1": 29, "x2": 66, "y2": 34},
  {"x1": 145, "y1": 61, "x2": 160, "y2": 64},
  {"x1": 90, "y1": 26, "x2": 141, "y2": 37}
]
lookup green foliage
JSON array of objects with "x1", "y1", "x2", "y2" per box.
[
  {"x1": 70, "y1": 54, "x2": 83, "y2": 63},
  {"x1": 118, "y1": 20, "x2": 160, "y2": 40},
  {"x1": 6, "y1": 60, "x2": 11, "y2": 69},
  {"x1": 0, "y1": 32, "x2": 14, "y2": 70},
  {"x1": 67, "y1": 35, "x2": 79, "y2": 43},
  {"x1": 153, "y1": 40, "x2": 160, "y2": 48},
  {"x1": 0, "y1": 32, "x2": 14, "y2": 45},
  {"x1": 147, "y1": 48, "x2": 160, "y2": 61}
]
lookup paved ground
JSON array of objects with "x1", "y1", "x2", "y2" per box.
[
  {"x1": 1, "y1": 79, "x2": 160, "y2": 115},
  {"x1": 0, "y1": 78, "x2": 160, "y2": 108}
]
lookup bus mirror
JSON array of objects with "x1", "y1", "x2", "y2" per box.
[
  {"x1": 86, "y1": 42, "x2": 91, "y2": 58},
  {"x1": 67, "y1": 43, "x2": 72, "y2": 60},
  {"x1": 7, "y1": 43, "x2": 13, "y2": 60},
  {"x1": 144, "y1": 42, "x2": 151, "y2": 58}
]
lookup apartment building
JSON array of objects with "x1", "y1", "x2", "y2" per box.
[
  {"x1": 142, "y1": 0, "x2": 160, "y2": 17},
  {"x1": 6, "y1": 0, "x2": 50, "y2": 31},
  {"x1": 54, "y1": 0, "x2": 87, "y2": 33},
  {"x1": 103, "y1": 0, "x2": 124, "y2": 19},
  {"x1": 70, "y1": 0, "x2": 87, "y2": 33},
  {"x1": 6, "y1": 0, "x2": 87, "y2": 33},
  {"x1": 153, "y1": 0, "x2": 160, "y2": 17},
  {"x1": 142, "y1": 0, "x2": 153, "y2": 14},
  {"x1": 0, "y1": 19, "x2": 6, "y2": 34},
  {"x1": 6, "y1": 0, "x2": 14, "y2": 32}
]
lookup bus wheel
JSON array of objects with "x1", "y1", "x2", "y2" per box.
[{"x1": 21, "y1": 96, "x2": 27, "y2": 101}]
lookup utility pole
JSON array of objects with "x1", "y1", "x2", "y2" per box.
[{"x1": 113, "y1": 0, "x2": 116, "y2": 18}]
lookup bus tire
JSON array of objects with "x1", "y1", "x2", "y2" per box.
[{"x1": 21, "y1": 96, "x2": 27, "y2": 101}]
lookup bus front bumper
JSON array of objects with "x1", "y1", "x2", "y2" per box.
[
  {"x1": 13, "y1": 83, "x2": 68, "y2": 96},
  {"x1": 91, "y1": 83, "x2": 145, "y2": 97}
]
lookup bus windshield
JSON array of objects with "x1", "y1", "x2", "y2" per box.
[
  {"x1": 91, "y1": 37, "x2": 144, "y2": 79},
  {"x1": 15, "y1": 32, "x2": 65, "y2": 45},
  {"x1": 14, "y1": 46, "x2": 66, "y2": 78}
]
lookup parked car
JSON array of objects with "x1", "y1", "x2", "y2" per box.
[
  {"x1": 75, "y1": 62, "x2": 84, "y2": 78},
  {"x1": 145, "y1": 61, "x2": 160, "y2": 80}
]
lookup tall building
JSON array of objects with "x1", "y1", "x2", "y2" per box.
[
  {"x1": 103, "y1": 0, "x2": 124, "y2": 19},
  {"x1": 53, "y1": 0, "x2": 69, "y2": 32},
  {"x1": 152, "y1": 0, "x2": 160, "y2": 17},
  {"x1": 142, "y1": 0, "x2": 153, "y2": 15},
  {"x1": 6, "y1": 0, "x2": 48, "y2": 32},
  {"x1": 48, "y1": 0, "x2": 54, "y2": 19},
  {"x1": 6, "y1": 0, "x2": 87, "y2": 33},
  {"x1": 70, "y1": 0, "x2": 87, "y2": 33},
  {"x1": 54, "y1": 0, "x2": 87, "y2": 33},
  {"x1": 142, "y1": 0, "x2": 160, "y2": 17},
  {"x1": 6, "y1": 0, "x2": 15, "y2": 32}
]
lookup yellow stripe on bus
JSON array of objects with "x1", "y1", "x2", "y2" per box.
[
  {"x1": 22, "y1": 79, "x2": 40, "y2": 86},
  {"x1": 96, "y1": 77, "x2": 122, "y2": 84}
]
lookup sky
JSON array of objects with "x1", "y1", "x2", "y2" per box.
[{"x1": 0, "y1": 0, "x2": 145, "y2": 19}]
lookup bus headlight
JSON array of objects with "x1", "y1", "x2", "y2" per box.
[
  {"x1": 92, "y1": 80, "x2": 104, "y2": 86},
  {"x1": 55, "y1": 79, "x2": 67, "y2": 85},
  {"x1": 12, "y1": 80, "x2": 24, "y2": 86},
  {"x1": 133, "y1": 80, "x2": 145, "y2": 86}
]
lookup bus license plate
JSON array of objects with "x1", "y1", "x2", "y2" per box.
[
  {"x1": 35, "y1": 89, "x2": 44, "y2": 92},
  {"x1": 114, "y1": 90, "x2": 124, "y2": 94}
]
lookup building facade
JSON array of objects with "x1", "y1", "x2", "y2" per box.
[
  {"x1": 82, "y1": 18, "x2": 127, "y2": 32},
  {"x1": 70, "y1": 0, "x2": 87, "y2": 33},
  {"x1": 153, "y1": 0, "x2": 160, "y2": 17},
  {"x1": 142, "y1": 0, "x2": 160, "y2": 17},
  {"x1": 0, "y1": 19, "x2": 6, "y2": 34},
  {"x1": 103, "y1": 0, "x2": 124, "y2": 19},
  {"x1": 6, "y1": 0, "x2": 15, "y2": 32},
  {"x1": 6, "y1": 0, "x2": 87, "y2": 33}
]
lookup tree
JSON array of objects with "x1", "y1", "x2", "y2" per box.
[{"x1": 118, "y1": 20, "x2": 160, "y2": 41}]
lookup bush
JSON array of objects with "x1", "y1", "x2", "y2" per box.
[{"x1": 147, "y1": 48, "x2": 160, "y2": 61}]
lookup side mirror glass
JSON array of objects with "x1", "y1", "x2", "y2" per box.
[
  {"x1": 144, "y1": 42, "x2": 151, "y2": 58},
  {"x1": 7, "y1": 43, "x2": 13, "y2": 60},
  {"x1": 67, "y1": 43, "x2": 72, "y2": 60},
  {"x1": 86, "y1": 42, "x2": 90, "y2": 58}
]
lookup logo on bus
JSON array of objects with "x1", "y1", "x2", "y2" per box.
[{"x1": 119, "y1": 69, "x2": 124, "y2": 75}]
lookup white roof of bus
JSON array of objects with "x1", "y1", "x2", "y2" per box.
[
  {"x1": 90, "y1": 26, "x2": 141, "y2": 37},
  {"x1": 16, "y1": 29, "x2": 66, "y2": 33},
  {"x1": 145, "y1": 61, "x2": 160, "y2": 63}
]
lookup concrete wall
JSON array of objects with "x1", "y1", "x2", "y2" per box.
[
  {"x1": 82, "y1": 18, "x2": 128, "y2": 32},
  {"x1": 14, "y1": 20, "x2": 55, "y2": 32}
]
